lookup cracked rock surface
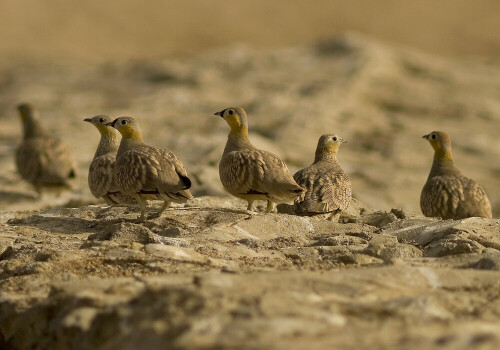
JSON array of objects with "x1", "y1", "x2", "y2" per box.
[{"x1": 1, "y1": 196, "x2": 499, "y2": 349}]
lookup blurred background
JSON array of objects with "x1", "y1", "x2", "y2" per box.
[
  {"x1": 2, "y1": 0, "x2": 500, "y2": 62},
  {"x1": 0, "y1": 0, "x2": 499, "y2": 215}
]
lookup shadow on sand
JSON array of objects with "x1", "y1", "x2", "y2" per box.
[{"x1": 0, "y1": 190, "x2": 37, "y2": 202}]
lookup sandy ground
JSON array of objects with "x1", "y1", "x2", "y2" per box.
[{"x1": 0, "y1": 23, "x2": 500, "y2": 350}]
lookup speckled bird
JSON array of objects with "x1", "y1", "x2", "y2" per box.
[
  {"x1": 16, "y1": 103, "x2": 76, "y2": 196},
  {"x1": 107, "y1": 116, "x2": 192, "y2": 221},
  {"x1": 215, "y1": 107, "x2": 303, "y2": 212},
  {"x1": 420, "y1": 131, "x2": 492, "y2": 219},
  {"x1": 293, "y1": 134, "x2": 351, "y2": 221},
  {"x1": 84, "y1": 115, "x2": 136, "y2": 205}
]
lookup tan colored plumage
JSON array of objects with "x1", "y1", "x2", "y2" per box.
[
  {"x1": 420, "y1": 131, "x2": 492, "y2": 219},
  {"x1": 107, "y1": 116, "x2": 193, "y2": 221},
  {"x1": 215, "y1": 107, "x2": 303, "y2": 212},
  {"x1": 293, "y1": 134, "x2": 351, "y2": 221},
  {"x1": 15, "y1": 103, "x2": 76, "y2": 195},
  {"x1": 84, "y1": 115, "x2": 135, "y2": 205}
]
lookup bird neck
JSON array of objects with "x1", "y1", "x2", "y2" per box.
[
  {"x1": 120, "y1": 129, "x2": 143, "y2": 142},
  {"x1": 229, "y1": 125, "x2": 249, "y2": 140},
  {"x1": 23, "y1": 117, "x2": 47, "y2": 139},
  {"x1": 224, "y1": 132, "x2": 253, "y2": 155},
  {"x1": 95, "y1": 132, "x2": 120, "y2": 158},
  {"x1": 117, "y1": 137, "x2": 143, "y2": 158},
  {"x1": 429, "y1": 151, "x2": 459, "y2": 177},
  {"x1": 314, "y1": 150, "x2": 337, "y2": 163}
]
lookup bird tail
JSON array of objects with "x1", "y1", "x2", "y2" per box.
[
  {"x1": 179, "y1": 175, "x2": 192, "y2": 189},
  {"x1": 159, "y1": 189, "x2": 193, "y2": 203}
]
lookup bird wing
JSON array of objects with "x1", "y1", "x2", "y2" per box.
[
  {"x1": 16, "y1": 138, "x2": 75, "y2": 185},
  {"x1": 39, "y1": 138, "x2": 75, "y2": 182},
  {"x1": 220, "y1": 149, "x2": 302, "y2": 200},
  {"x1": 16, "y1": 142, "x2": 43, "y2": 183},
  {"x1": 421, "y1": 176, "x2": 464, "y2": 218},
  {"x1": 420, "y1": 175, "x2": 492, "y2": 219},
  {"x1": 115, "y1": 146, "x2": 192, "y2": 200},
  {"x1": 456, "y1": 177, "x2": 492, "y2": 219},
  {"x1": 153, "y1": 148, "x2": 193, "y2": 199},
  {"x1": 88, "y1": 154, "x2": 116, "y2": 198},
  {"x1": 294, "y1": 164, "x2": 351, "y2": 213}
]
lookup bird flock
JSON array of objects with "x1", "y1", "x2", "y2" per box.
[{"x1": 14, "y1": 103, "x2": 493, "y2": 222}]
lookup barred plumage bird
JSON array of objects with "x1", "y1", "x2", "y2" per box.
[
  {"x1": 293, "y1": 134, "x2": 351, "y2": 221},
  {"x1": 215, "y1": 107, "x2": 303, "y2": 212},
  {"x1": 16, "y1": 103, "x2": 76, "y2": 196},
  {"x1": 107, "y1": 116, "x2": 192, "y2": 221},
  {"x1": 84, "y1": 115, "x2": 135, "y2": 205},
  {"x1": 420, "y1": 131, "x2": 492, "y2": 219}
]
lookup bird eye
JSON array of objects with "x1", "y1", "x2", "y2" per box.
[
  {"x1": 333, "y1": 137, "x2": 337, "y2": 141},
  {"x1": 228, "y1": 110, "x2": 234, "y2": 115},
  {"x1": 99, "y1": 118, "x2": 104, "y2": 123},
  {"x1": 431, "y1": 134, "x2": 436, "y2": 139},
  {"x1": 121, "y1": 120, "x2": 127, "y2": 125}
]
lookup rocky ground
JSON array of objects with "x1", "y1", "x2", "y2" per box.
[
  {"x1": 0, "y1": 35, "x2": 499, "y2": 349},
  {"x1": 0, "y1": 197, "x2": 499, "y2": 349}
]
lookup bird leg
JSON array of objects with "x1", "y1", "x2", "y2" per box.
[
  {"x1": 103, "y1": 196, "x2": 116, "y2": 207},
  {"x1": 133, "y1": 194, "x2": 147, "y2": 222},
  {"x1": 246, "y1": 200, "x2": 254, "y2": 211},
  {"x1": 266, "y1": 200, "x2": 276, "y2": 213},
  {"x1": 328, "y1": 210, "x2": 340, "y2": 222},
  {"x1": 158, "y1": 201, "x2": 171, "y2": 216},
  {"x1": 33, "y1": 185, "x2": 43, "y2": 200}
]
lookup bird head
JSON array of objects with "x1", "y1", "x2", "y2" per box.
[
  {"x1": 214, "y1": 107, "x2": 248, "y2": 137},
  {"x1": 422, "y1": 131, "x2": 453, "y2": 159},
  {"x1": 422, "y1": 131, "x2": 451, "y2": 151},
  {"x1": 84, "y1": 115, "x2": 118, "y2": 136},
  {"x1": 16, "y1": 103, "x2": 47, "y2": 139},
  {"x1": 17, "y1": 103, "x2": 37, "y2": 123},
  {"x1": 106, "y1": 116, "x2": 142, "y2": 140},
  {"x1": 315, "y1": 133, "x2": 346, "y2": 160}
]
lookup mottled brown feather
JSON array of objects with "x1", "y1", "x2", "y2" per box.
[
  {"x1": 16, "y1": 131, "x2": 75, "y2": 189},
  {"x1": 420, "y1": 131, "x2": 492, "y2": 219},
  {"x1": 86, "y1": 115, "x2": 136, "y2": 205},
  {"x1": 220, "y1": 148, "x2": 302, "y2": 203},
  {"x1": 115, "y1": 145, "x2": 192, "y2": 202},
  {"x1": 111, "y1": 117, "x2": 193, "y2": 206},
  {"x1": 293, "y1": 134, "x2": 351, "y2": 215},
  {"x1": 216, "y1": 107, "x2": 303, "y2": 210},
  {"x1": 89, "y1": 154, "x2": 118, "y2": 198}
]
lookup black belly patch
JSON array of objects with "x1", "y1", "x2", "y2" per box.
[
  {"x1": 139, "y1": 190, "x2": 160, "y2": 195},
  {"x1": 242, "y1": 189, "x2": 269, "y2": 196}
]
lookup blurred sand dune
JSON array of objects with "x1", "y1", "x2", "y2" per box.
[{"x1": 1, "y1": 0, "x2": 500, "y2": 64}]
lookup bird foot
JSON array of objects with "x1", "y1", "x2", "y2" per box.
[{"x1": 266, "y1": 201, "x2": 276, "y2": 213}]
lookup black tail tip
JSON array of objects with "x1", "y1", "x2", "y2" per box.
[{"x1": 180, "y1": 175, "x2": 192, "y2": 189}]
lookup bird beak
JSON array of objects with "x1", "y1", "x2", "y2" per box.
[
  {"x1": 341, "y1": 138, "x2": 347, "y2": 143},
  {"x1": 422, "y1": 134, "x2": 429, "y2": 139},
  {"x1": 83, "y1": 118, "x2": 91, "y2": 123},
  {"x1": 214, "y1": 110, "x2": 224, "y2": 117},
  {"x1": 105, "y1": 120, "x2": 117, "y2": 127}
]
